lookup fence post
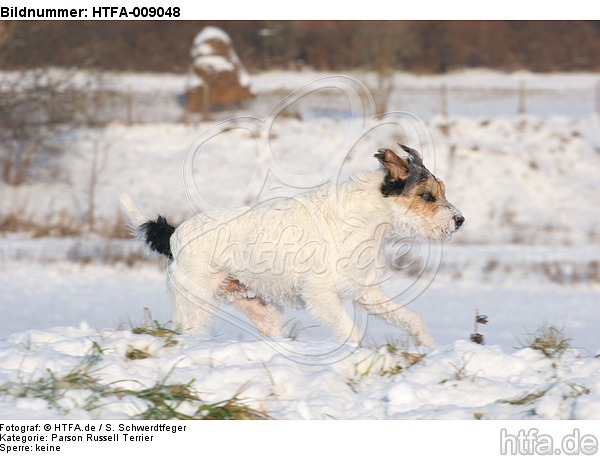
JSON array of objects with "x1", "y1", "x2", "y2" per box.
[
  {"x1": 126, "y1": 88, "x2": 133, "y2": 125},
  {"x1": 518, "y1": 81, "x2": 526, "y2": 115},
  {"x1": 440, "y1": 83, "x2": 448, "y2": 117},
  {"x1": 596, "y1": 79, "x2": 600, "y2": 116}
]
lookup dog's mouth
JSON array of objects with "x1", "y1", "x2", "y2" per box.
[
  {"x1": 391, "y1": 226, "x2": 453, "y2": 242},
  {"x1": 429, "y1": 230, "x2": 455, "y2": 242},
  {"x1": 420, "y1": 225, "x2": 461, "y2": 242},
  {"x1": 442, "y1": 219, "x2": 465, "y2": 241},
  {"x1": 442, "y1": 232, "x2": 455, "y2": 242}
]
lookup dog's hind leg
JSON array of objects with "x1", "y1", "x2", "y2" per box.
[
  {"x1": 231, "y1": 297, "x2": 284, "y2": 338},
  {"x1": 167, "y1": 266, "x2": 223, "y2": 335},
  {"x1": 169, "y1": 283, "x2": 220, "y2": 335},
  {"x1": 220, "y1": 277, "x2": 283, "y2": 337},
  {"x1": 357, "y1": 289, "x2": 435, "y2": 348}
]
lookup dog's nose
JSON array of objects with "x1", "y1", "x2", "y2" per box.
[{"x1": 454, "y1": 215, "x2": 465, "y2": 229}]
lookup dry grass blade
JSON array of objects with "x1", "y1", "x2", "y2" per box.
[{"x1": 497, "y1": 388, "x2": 550, "y2": 405}]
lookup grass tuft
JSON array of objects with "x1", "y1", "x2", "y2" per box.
[
  {"x1": 131, "y1": 320, "x2": 179, "y2": 339},
  {"x1": 130, "y1": 312, "x2": 180, "y2": 348},
  {"x1": 439, "y1": 355, "x2": 483, "y2": 385},
  {"x1": 525, "y1": 325, "x2": 572, "y2": 358},
  {"x1": 122, "y1": 379, "x2": 200, "y2": 420},
  {"x1": 348, "y1": 339, "x2": 426, "y2": 390},
  {"x1": 198, "y1": 396, "x2": 272, "y2": 420},
  {"x1": 125, "y1": 346, "x2": 155, "y2": 360},
  {"x1": 379, "y1": 340, "x2": 426, "y2": 376}
]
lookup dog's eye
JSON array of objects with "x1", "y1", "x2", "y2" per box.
[{"x1": 421, "y1": 192, "x2": 436, "y2": 203}]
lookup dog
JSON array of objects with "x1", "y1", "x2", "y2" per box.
[{"x1": 120, "y1": 145, "x2": 464, "y2": 348}]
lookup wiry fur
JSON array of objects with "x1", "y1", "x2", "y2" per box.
[{"x1": 120, "y1": 147, "x2": 464, "y2": 348}]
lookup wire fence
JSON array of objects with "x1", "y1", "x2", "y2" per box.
[
  {"x1": 392, "y1": 80, "x2": 600, "y2": 119},
  {"x1": 113, "y1": 79, "x2": 600, "y2": 123}
]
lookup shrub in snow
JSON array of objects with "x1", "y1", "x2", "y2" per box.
[{"x1": 185, "y1": 26, "x2": 253, "y2": 114}]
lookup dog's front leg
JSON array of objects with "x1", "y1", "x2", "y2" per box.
[
  {"x1": 303, "y1": 286, "x2": 361, "y2": 344},
  {"x1": 357, "y1": 289, "x2": 436, "y2": 348}
]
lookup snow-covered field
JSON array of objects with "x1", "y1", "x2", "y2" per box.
[
  {"x1": 1, "y1": 70, "x2": 599, "y2": 419},
  {"x1": 1, "y1": 326, "x2": 599, "y2": 419}
]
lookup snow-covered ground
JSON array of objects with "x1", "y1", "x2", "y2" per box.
[
  {"x1": 1, "y1": 70, "x2": 599, "y2": 419},
  {"x1": 1, "y1": 326, "x2": 598, "y2": 419}
]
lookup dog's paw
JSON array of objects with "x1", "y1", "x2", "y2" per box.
[{"x1": 415, "y1": 333, "x2": 436, "y2": 349}]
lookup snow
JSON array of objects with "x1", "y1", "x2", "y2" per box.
[
  {"x1": 3, "y1": 115, "x2": 597, "y2": 245},
  {"x1": 0, "y1": 69, "x2": 599, "y2": 419},
  {"x1": 194, "y1": 55, "x2": 235, "y2": 74},
  {"x1": 0, "y1": 327, "x2": 598, "y2": 419},
  {"x1": 192, "y1": 26, "x2": 232, "y2": 48},
  {"x1": 0, "y1": 259, "x2": 169, "y2": 338}
]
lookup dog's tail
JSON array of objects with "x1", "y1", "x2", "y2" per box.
[{"x1": 119, "y1": 194, "x2": 175, "y2": 260}]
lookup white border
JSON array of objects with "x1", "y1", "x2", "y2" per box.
[
  {"x1": 8, "y1": 0, "x2": 600, "y2": 19},
  {"x1": 2, "y1": 420, "x2": 600, "y2": 456}
]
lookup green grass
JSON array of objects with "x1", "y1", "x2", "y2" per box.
[
  {"x1": 131, "y1": 318, "x2": 180, "y2": 348},
  {"x1": 0, "y1": 346, "x2": 108, "y2": 414},
  {"x1": 131, "y1": 319, "x2": 179, "y2": 339},
  {"x1": 198, "y1": 394, "x2": 272, "y2": 420},
  {"x1": 0, "y1": 336, "x2": 271, "y2": 420}
]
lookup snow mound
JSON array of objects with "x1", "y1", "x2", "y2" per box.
[{"x1": 0, "y1": 325, "x2": 598, "y2": 419}]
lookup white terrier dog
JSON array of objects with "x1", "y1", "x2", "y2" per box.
[{"x1": 120, "y1": 145, "x2": 464, "y2": 348}]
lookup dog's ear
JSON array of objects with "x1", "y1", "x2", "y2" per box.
[
  {"x1": 375, "y1": 148, "x2": 410, "y2": 180},
  {"x1": 398, "y1": 144, "x2": 424, "y2": 168}
]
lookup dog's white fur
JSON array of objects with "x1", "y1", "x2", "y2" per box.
[{"x1": 121, "y1": 150, "x2": 463, "y2": 348}]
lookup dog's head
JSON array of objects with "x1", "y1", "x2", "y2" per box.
[{"x1": 375, "y1": 145, "x2": 464, "y2": 240}]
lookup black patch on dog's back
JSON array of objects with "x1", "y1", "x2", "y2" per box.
[{"x1": 140, "y1": 216, "x2": 175, "y2": 259}]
